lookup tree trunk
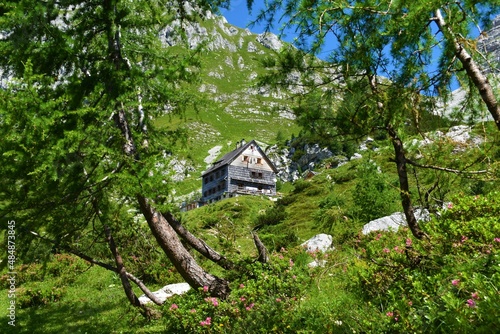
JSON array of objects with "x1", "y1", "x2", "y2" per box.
[
  {"x1": 163, "y1": 212, "x2": 234, "y2": 270},
  {"x1": 138, "y1": 196, "x2": 230, "y2": 298},
  {"x1": 125, "y1": 272, "x2": 164, "y2": 306},
  {"x1": 102, "y1": 0, "x2": 230, "y2": 299},
  {"x1": 434, "y1": 9, "x2": 500, "y2": 131},
  {"x1": 103, "y1": 226, "x2": 144, "y2": 308},
  {"x1": 252, "y1": 231, "x2": 269, "y2": 263},
  {"x1": 386, "y1": 125, "x2": 426, "y2": 239}
]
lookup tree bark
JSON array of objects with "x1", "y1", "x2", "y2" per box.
[
  {"x1": 434, "y1": 9, "x2": 500, "y2": 131},
  {"x1": 102, "y1": 0, "x2": 230, "y2": 299},
  {"x1": 125, "y1": 272, "x2": 164, "y2": 306},
  {"x1": 367, "y1": 74, "x2": 424, "y2": 239},
  {"x1": 252, "y1": 231, "x2": 269, "y2": 263},
  {"x1": 386, "y1": 125, "x2": 426, "y2": 239},
  {"x1": 138, "y1": 196, "x2": 230, "y2": 298},
  {"x1": 163, "y1": 212, "x2": 234, "y2": 270},
  {"x1": 103, "y1": 225, "x2": 142, "y2": 307}
]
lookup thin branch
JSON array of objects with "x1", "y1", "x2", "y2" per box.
[
  {"x1": 125, "y1": 272, "x2": 164, "y2": 305},
  {"x1": 405, "y1": 158, "x2": 490, "y2": 175}
]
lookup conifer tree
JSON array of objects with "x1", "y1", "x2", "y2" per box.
[
  {"x1": 251, "y1": 0, "x2": 500, "y2": 238},
  {"x1": 0, "y1": 0, "x2": 231, "y2": 307}
]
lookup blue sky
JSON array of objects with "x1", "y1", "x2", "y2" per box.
[
  {"x1": 219, "y1": 0, "x2": 303, "y2": 46},
  {"x1": 220, "y1": 1, "x2": 269, "y2": 34},
  {"x1": 218, "y1": 1, "x2": 495, "y2": 92},
  {"x1": 219, "y1": 1, "x2": 334, "y2": 58}
]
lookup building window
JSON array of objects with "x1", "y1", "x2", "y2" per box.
[
  {"x1": 242, "y1": 155, "x2": 249, "y2": 162},
  {"x1": 258, "y1": 172, "x2": 263, "y2": 178},
  {"x1": 257, "y1": 158, "x2": 262, "y2": 164}
]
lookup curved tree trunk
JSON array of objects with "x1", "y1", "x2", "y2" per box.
[
  {"x1": 163, "y1": 212, "x2": 234, "y2": 270},
  {"x1": 138, "y1": 196, "x2": 230, "y2": 298},
  {"x1": 252, "y1": 231, "x2": 269, "y2": 263},
  {"x1": 367, "y1": 74, "x2": 424, "y2": 239},
  {"x1": 102, "y1": 0, "x2": 230, "y2": 299},
  {"x1": 104, "y1": 225, "x2": 140, "y2": 307},
  {"x1": 434, "y1": 9, "x2": 500, "y2": 131}
]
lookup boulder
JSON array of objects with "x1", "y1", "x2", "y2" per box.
[
  {"x1": 362, "y1": 208, "x2": 430, "y2": 235},
  {"x1": 138, "y1": 282, "x2": 191, "y2": 305},
  {"x1": 301, "y1": 233, "x2": 335, "y2": 253}
]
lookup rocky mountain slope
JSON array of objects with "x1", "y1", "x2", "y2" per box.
[
  {"x1": 163, "y1": 11, "x2": 500, "y2": 201},
  {"x1": 158, "y1": 11, "x2": 304, "y2": 198},
  {"x1": 479, "y1": 15, "x2": 500, "y2": 72}
]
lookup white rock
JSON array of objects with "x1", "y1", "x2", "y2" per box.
[
  {"x1": 138, "y1": 282, "x2": 191, "y2": 305},
  {"x1": 350, "y1": 153, "x2": 363, "y2": 160},
  {"x1": 204, "y1": 145, "x2": 222, "y2": 165},
  {"x1": 301, "y1": 234, "x2": 334, "y2": 253},
  {"x1": 446, "y1": 125, "x2": 471, "y2": 144},
  {"x1": 256, "y1": 32, "x2": 283, "y2": 51},
  {"x1": 307, "y1": 259, "x2": 327, "y2": 268},
  {"x1": 362, "y1": 208, "x2": 430, "y2": 235}
]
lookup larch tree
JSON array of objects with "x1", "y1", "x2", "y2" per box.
[
  {"x1": 250, "y1": 0, "x2": 500, "y2": 238},
  {"x1": 0, "y1": 0, "x2": 235, "y2": 313}
]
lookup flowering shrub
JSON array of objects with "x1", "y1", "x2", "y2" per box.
[
  {"x1": 162, "y1": 247, "x2": 310, "y2": 333},
  {"x1": 349, "y1": 192, "x2": 500, "y2": 332},
  {"x1": 156, "y1": 193, "x2": 500, "y2": 333}
]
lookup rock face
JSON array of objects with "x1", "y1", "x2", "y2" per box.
[
  {"x1": 256, "y1": 32, "x2": 284, "y2": 51},
  {"x1": 362, "y1": 208, "x2": 430, "y2": 235},
  {"x1": 138, "y1": 282, "x2": 191, "y2": 305},
  {"x1": 479, "y1": 16, "x2": 500, "y2": 71},
  {"x1": 266, "y1": 142, "x2": 336, "y2": 182}
]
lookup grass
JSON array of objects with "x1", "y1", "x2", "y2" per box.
[
  {"x1": 0, "y1": 265, "x2": 165, "y2": 334},
  {"x1": 152, "y1": 15, "x2": 301, "y2": 198}
]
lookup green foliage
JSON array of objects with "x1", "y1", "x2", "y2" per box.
[
  {"x1": 1, "y1": 254, "x2": 87, "y2": 308},
  {"x1": 350, "y1": 160, "x2": 400, "y2": 222},
  {"x1": 255, "y1": 205, "x2": 287, "y2": 227},
  {"x1": 162, "y1": 248, "x2": 310, "y2": 333},
  {"x1": 348, "y1": 192, "x2": 500, "y2": 332},
  {"x1": 17, "y1": 285, "x2": 67, "y2": 308},
  {"x1": 314, "y1": 194, "x2": 360, "y2": 246}
]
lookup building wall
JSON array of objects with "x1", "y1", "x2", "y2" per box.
[
  {"x1": 201, "y1": 166, "x2": 228, "y2": 203},
  {"x1": 230, "y1": 145, "x2": 274, "y2": 172},
  {"x1": 227, "y1": 165, "x2": 276, "y2": 195}
]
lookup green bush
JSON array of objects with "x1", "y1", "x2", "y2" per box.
[
  {"x1": 17, "y1": 284, "x2": 66, "y2": 307},
  {"x1": 162, "y1": 248, "x2": 310, "y2": 333},
  {"x1": 347, "y1": 192, "x2": 500, "y2": 332},
  {"x1": 255, "y1": 206, "x2": 287, "y2": 228},
  {"x1": 350, "y1": 160, "x2": 400, "y2": 222}
]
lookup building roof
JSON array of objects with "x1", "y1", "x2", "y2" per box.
[{"x1": 201, "y1": 139, "x2": 278, "y2": 176}]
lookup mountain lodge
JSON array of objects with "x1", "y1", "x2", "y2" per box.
[{"x1": 200, "y1": 139, "x2": 278, "y2": 204}]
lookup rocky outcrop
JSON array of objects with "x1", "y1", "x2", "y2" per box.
[
  {"x1": 256, "y1": 32, "x2": 283, "y2": 51},
  {"x1": 410, "y1": 125, "x2": 483, "y2": 155},
  {"x1": 301, "y1": 234, "x2": 334, "y2": 253},
  {"x1": 362, "y1": 208, "x2": 430, "y2": 235},
  {"x1": 478, "y1": 16, "x2": 500, "y2": 72}
]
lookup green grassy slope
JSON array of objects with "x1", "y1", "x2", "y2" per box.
[{"x1": 155, "y1": 15, "x2": 301, "y2": 199}]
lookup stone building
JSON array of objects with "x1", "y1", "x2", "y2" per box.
[{"x1": 200, "y1": 139, "x2": 278, "y2": 204}]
